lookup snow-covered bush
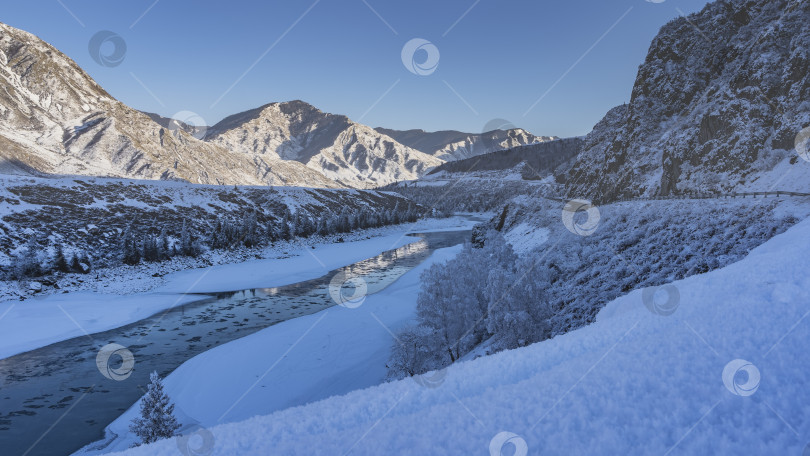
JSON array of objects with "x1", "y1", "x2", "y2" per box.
[
  {"x1": 390, "y1": 198, "x2": 804, "y2": 379},
  {"x1": 388, "y1": 231, "x2": 549, "y2": 379}
]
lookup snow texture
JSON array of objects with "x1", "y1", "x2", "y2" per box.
[{"x1": 108, "y1": 210, "x2": 810, "y2": 456}]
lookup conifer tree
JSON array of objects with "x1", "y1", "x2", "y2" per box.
[{"x1": 129, "y1": 371, "x2": 181, "y2": 446}]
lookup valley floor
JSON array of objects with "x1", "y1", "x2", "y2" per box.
[
  {"x1": 109, "y1": 211, "x2": 810, "y2": 455},
  {"x1": 0, "y1": 215, "x2": 480, "y2": 361},
  {"x1": 78, "y1": 242, "x2": 464, "y2": 454}
]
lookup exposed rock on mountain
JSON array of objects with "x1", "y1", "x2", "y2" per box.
[
  {"x1": 205, "y1": 101, "x2": 443, "y2": 188},
  {"x1": 376, "y1": 127, "x2": 557, "y2": 161},
  {"x1": 565, "y1": 0, "x2": 810, "y2": 202}
]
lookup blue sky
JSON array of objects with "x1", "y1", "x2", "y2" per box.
[{"x1": 3, "y1": 0, "x2": 710, "y2": 137}]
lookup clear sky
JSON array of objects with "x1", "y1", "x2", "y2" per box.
[{"x1": 3, "y1": 0, "x2": 711, "y2": 137}]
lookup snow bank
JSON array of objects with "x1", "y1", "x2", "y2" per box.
[
  {"x1": 81, "y1": 244, "x2": 464, "y2": 454},
  {"x1": 110, "y1": 216, "x2": 810, "y2": 455}
]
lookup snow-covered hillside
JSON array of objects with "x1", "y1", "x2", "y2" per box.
[
  {"x1": 109, "y1": 207, "x2": 810, "y2": 456},
  {"x1": 0, "y1": 174, "x2": 417, "y2": 299}
]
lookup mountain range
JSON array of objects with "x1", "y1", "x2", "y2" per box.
[{"x1": 0, "y1": 21, "x2": 553, "y2": 189}]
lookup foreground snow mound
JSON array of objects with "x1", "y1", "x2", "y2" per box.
[{"x1": 113, "y1": 218, "x2": 810, "y2": 455}]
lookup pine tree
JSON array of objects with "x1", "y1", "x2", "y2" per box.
[
  {"x1": 129, "y1": 371, "x2": 181, "y2": 446},
  {"x1": 122, "y1": 227, "x2": 140, "y2": 265},
  {"x1": 278, "y1": 214, "x2": 291, "y2": 241},
  {"x1": 70, "y1": 254, "x2": 83, "y2": 273},
  {"x1": 11, "y1": 236, "x2": 42, "y2": 279},
  {"x1": 179, "y1": 220, "x2": 198, "y2": 256},
  {"x1": 158, "y1": 227, "x2": 170, "y2": 260},
  {"x1": 53, "y1": 244, "x2": 70, "y2": 273}
]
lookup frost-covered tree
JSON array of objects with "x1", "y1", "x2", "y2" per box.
[
  {"x1": 52, "y1": 243, "x2": 70, "y2": 273},
  {"x1": 158, "y1": 227, "x2": 170, "y2": 260},
  {"x1": 9, "y1": 236, "x2": 43, "y2": 279},
  {"x1": 277, "y1": 214, "x2": 291, "y2": 241},
  {"x1": 179, "y1": 220, "x2": 199, "y2": 257},
  {"x1": 389, "y1": 230, "x2": 539, "y2": 378},
  {"x1": 121, "y1": 226, "x2": 140, "y2": 265},
  {"x1": 129, "y1": 371, "x2": 181, "y2": 446}
]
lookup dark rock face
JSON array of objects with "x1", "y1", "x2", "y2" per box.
[{"x1": 565, "y1": 0, "x2": 810, "y2": 202}]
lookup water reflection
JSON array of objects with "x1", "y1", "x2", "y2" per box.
[{"x1": 0, "y1": 230, "x2": 470, "y2": 456}]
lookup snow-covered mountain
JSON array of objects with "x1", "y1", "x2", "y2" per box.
[
  {"x1": 565, "y1": 0, "x2": 810, "y2": 202},
  {"x1": 204, "y1": 101, "x2": 443, "y2": 188},
  {"x1": 0, "y1": 23, "x2": 339, "y2": 188},
  {"x1": 0, "y1": 23, "x2": 445, "y2": 189},
  {"x1": 376, "y1": 126, "x2": 557, "y2": 161}
]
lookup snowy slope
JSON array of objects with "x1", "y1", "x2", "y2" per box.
[
  {"x1": 79, "y1": 244, "x2": 465, "y2": 454},
  {"x1": 0, "y1": 174, "x2": 414, "y2": 274},
  {"x1": 110, "y1": 214, "x2": 810, "y2": 455}
]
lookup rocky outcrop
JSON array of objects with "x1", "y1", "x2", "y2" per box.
[{"x1": 565, "y1": 0, "x2": 810, "y2": 202}]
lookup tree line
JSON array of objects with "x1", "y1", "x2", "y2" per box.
[{"x1": 4, "y1": 203, "x2": 421, "y2": 278}]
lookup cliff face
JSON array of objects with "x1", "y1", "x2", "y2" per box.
[{"x1": 565, "y1": 0, "x2": 810, "y2": 202}]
